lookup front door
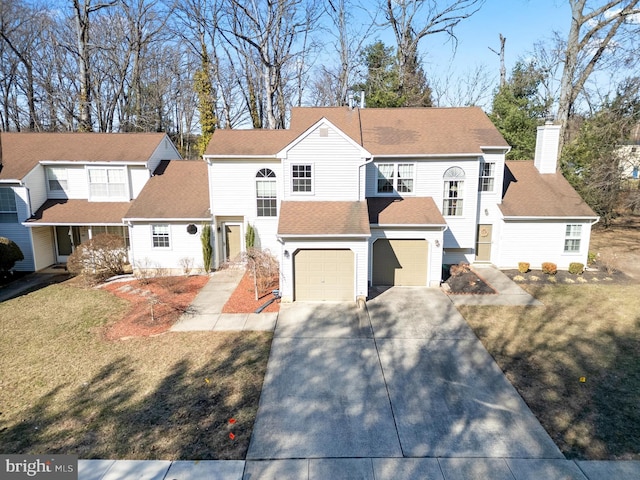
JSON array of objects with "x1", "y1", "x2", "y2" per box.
[
  {"x1": 475, "y1": 224, "x2": 492, "y2": 262},
  {"x1": 224, "y1": 224, "x2": 242, "y2": 261}
]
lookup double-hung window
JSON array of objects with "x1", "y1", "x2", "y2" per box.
[
  {"x1": 478, "y1": 162, "x2": 495, "y2": 192},
  {"x1": 0, "y1": 188, "x2": 18, "y2": 223},
  {"x1": 47, "y1": 167, "x2": 68, "y2": 191},
  {"x1": 564, "y1": 224, "x2": 582, "y2": 253},
  {"x1": 376, "y1": 163, "x2": 414, "y2": 194},
  {"x1": 256, "y1": 168, "x2": 277, "y2": 217},
  {"x1": 152, "y1": 224, "x2": 170, "y2": 248},
  {"x1": 443, "y1": 167, "x2": 465, "y2": 216},
  {"x1": 292, "y1": 164, "x2": 312, "y2": 193},
  {"x1": 88, "y1": 168, "x2": 126, "y2": 199}
]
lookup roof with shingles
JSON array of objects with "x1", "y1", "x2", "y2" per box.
[
  {"x1": 500, "y1": 161, "x2": 598, "y2": 218},
  {"x1": 0, "y1": 132, "x2": 171, "y2": 180},
  {"x1": 205, "y1": 106, "x2": 509, "y2": 157},
  {"x1": 25, "y1": 200, "x2": 131, "y2": 225},
  {"x1": 125, "y1": 160, "x2": 210, "y2": 219},
  {"x1": 367, "y1": 197, "x2": 446, "y2": 225},
  {"x1": 277, "y1": 201, "x2": 371, "y2": 236}
]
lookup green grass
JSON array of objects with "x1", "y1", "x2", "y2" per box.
[
  {"x1": 0, "y1": 283, "x2": 272, "y2": 460},
  {"x1": 459, "y1": 284, "x2": 640, "y2": 460}
]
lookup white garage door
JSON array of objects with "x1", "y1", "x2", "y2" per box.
[
  {"x1": 372, "y1": 239, "x2": 428, "y2": 286},
  {"x1": 294, "y1": 249, "x2": 354, "y2": 301}
]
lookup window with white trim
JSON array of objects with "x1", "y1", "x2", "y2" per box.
[
  {"x1": 256, "y1": 168, "x2": 277, "y2": 217},
  {"x1": 152, "y1": 224, "x2": 170, "y2": 248},
  {"x1": 0, "y1": 188, "x2": 17, "y2": 223},
  {"x1": 88, "y1": 168, "x2": 126, "y2": 199},
  {"x1": 443, "y1": 167, "x2": 465, "y2": 216},
  {"x1": 292, "y1": 164, "x2": 312, "y2": 193},
  {"x1": 564, "y1": 224, "x2": 582, "y2": 253},
  {"x1": 46, "y1": 167, "x2": 68, "y2": 191},
  {"x1": 478, "y1": 162, "x2": 495, "y2": 192},
  {"x1": 376, "y1": 163, "x2": 414, "y2": 194}
]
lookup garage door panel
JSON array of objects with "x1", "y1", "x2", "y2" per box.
[
  {"x1": 373, "y1": 239, "x2": 428, "y2": 286},
  {"x1": 294, "y1": 249, "x2": 354, "y2": 301}
]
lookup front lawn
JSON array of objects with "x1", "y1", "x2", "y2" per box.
[
  {"x1": 0, "y1": 282, "x2": 272, "y2": 460},
  {"x1": 459, "y1": 284, "x2": 640, "y2": 460}
]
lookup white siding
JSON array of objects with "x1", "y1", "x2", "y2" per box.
[
  {"x1": 32, "y1": 226, "x2": 55, "y2": 270},
  {"x1": 129, "y1": 222, "x2": 207, "y2": 273},
  {"x1": 278, "y1": 238, "x2": 368, "y2": 302},
  {"x1": 62, "y1": 166, "x2": 89, "y2": 199},
  {"x1": 130, "y1": 166, "x2": 150, "y2": 199},
  {"x1": 147, "y1": 136, "x2": 182, "y2": 173},
  {"x1": 283, "y1": 124, "x2": 366, "y2": 201},
  {"x1": 497, "y1": 220, "x2": 593, "y2": 270},
  {"x1": 369, "y1": 228, "x2": 444, "y2": 287},
  {"x1": 23, "y1": 165, "x2": 47, "y2": 213}
]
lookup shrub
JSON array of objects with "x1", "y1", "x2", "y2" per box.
[
  {"x1": 518, "y1": 262, "x2": 530, "y2": 273},
  {"x1": 541, "y1": 262, "x2": 557, "y2": 275},
  {"x1": 67, "y1": 233, "x2": 126, "y2": 282},
  {"x1": 449, "y1": 262, "x2": 471, "y2": 276},
  {"x1": 568, "y1": 262, "x2": 584, "y2": 275},
  {"x1": 179, "y1": 257, "x2": 194, "y2": 275},
  {"x1": 243, "y1": 248, "x2": 279, "y2": 300},
  {"x1": 201, "y1": 224, "x2": 212, "y2": 273},
  {"x1": 245, "y1": 223, "x2": 256, "y2": 249},
  {"x1": 587, "y1": 251, "x2": 597, "y2": 266},
  {"x1": 598, "y1": 251, "x2": 619, "y2": 275},
  {"x1": 0, "y1": 237, "x2": 24, "y2": 272}
]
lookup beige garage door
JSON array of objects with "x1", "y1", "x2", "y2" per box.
[
  {"x1": 294, "y1": 249, "x2": 354, "y2": 301},
  {"x1": 373, "y1": 239, "x2": 428, "y2": 286}
]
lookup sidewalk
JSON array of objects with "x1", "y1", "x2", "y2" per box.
[{"x1": 0, "y1": 270, "x2": 70, "y2": 303}]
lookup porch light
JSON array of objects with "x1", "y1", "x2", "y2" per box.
[
  {"x1": 435, "y1": 240, "x2": 440, "y2": 248},
  {"x1": 284, "y1": 250, "x2": 290, "y2": 258}
]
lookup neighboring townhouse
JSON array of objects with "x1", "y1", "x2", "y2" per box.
[
  {"x1": 0, "y1": 132, "x2": 181, "y2": 271},
  {"x1": 124, "y1": 160, "x2": 211, "y2": 273},
  {"x1": 205, "y1": 106, "x2": 599, "y2": 302}
]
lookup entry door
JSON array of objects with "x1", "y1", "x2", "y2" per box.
[
  {"x1": 224, "y1": 224, "x2": 242, "y2": 261},
  {"x1": 475, "y1": 224, "x2": 492, "y2": 262}
]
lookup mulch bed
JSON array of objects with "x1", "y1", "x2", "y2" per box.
[
  {"x1": 503, "y1": 268, "x2": 632, "y2": 285},
  {"x1": 101, "y1": 275, "x2": 209, "y2": 340},
  {"x1": 223, "y1": 270, "x2": 280, "y2": 314},
  {"x1": 443, "y1": 268, "x2": 497, "y2": 295}
]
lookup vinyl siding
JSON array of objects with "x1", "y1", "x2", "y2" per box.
[
  {"x1": 23, "y1": 165, "x2": 47, "y2": 213},
  {"x1": 497, "y1": 220, "x2": 593, "y2": 269},
  {"x1": 31, "y1": 226, "x2": 55, "y2": 270},
  {"x1": 0, "y1": 186, "x2": 34, "y2": 270},
  {"x1": 130, "y1": 166, "x2": 150, "y2": 199},
  {"x1": 147, "y1": 136, "x2": 182, "y2": 173},
  {"x1": 128, "y1": 222, "x2": 207, "y2": 272},
  {"x1": 279, "y1": 239, "x2": 368, "y2": 302},
  {"x1": 283, "y1": 124, "x2": 366, "y2": 201},
  {"x1": 369, "y1": 228, "x2": 444, "y2": 287}
]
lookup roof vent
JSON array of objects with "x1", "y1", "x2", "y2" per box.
[{"x1": 319, "y1": 126, "x2": 329, "y2": 137}]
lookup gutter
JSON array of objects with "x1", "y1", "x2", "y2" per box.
[
  {"x1": 358, "y1": 156, "x2": 374, "y2": 199},
  {"x1": 502, "y1": 216, "x2": 601, "y2": 221},
  {"x1": 123, "y1": 217, "x2": 211, "y2": 222}
]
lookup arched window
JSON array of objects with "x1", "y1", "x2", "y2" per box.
[
  {"x1": 443, "y1": 167, "x2": 465, "y2": 216},
  {"x1": 256, "y1": 168, "x2": 277, "y2": 217}
]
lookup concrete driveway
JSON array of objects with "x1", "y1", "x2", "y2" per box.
[{"x1": 247, "y1": 288, "x2": 562, "y2": 460}]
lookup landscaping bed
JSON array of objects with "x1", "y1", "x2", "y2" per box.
[
  {"x1": 223, "y1": 270, "x2": 280, "y2": 314},
  {"x1": 442, "y1": 263, "x2": 497, "y2": 295}
]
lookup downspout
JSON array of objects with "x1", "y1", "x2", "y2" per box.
[{"x1": 358, "y1": 156, "x2": 374, "y2": 200}]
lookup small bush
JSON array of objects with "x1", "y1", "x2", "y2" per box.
[
  {"x1": 568, "y1": 262, "x2": 584, "y2": 275},
  {"x1": 598, "y1": 251, "x2": 619, "y2": 275},
  {"x1": 449, "y1": 262, "x2": 471, "y2": 276},
  {"x1": 67, "y1": 234, "x2": 127, "y2": 282},
  {"x1": 179, "y1": 257, "x2": 194, "y2": 275},
  {"x1": 541, "y1": 262, "x2": 557, "y2": 275},
  {"x1": 587, "y1": 251, "x2": 597, "y2": 266},
  {"x1": 518, "y1": 262, "x2": 530, "y2": 273},
  {"x1": 0, "y1": 237, "x2": 24, "y2": 272}
]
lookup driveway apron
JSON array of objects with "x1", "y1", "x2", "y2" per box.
[{"x1": 247, "y1": 289, "x2": 563, "y2": 460}]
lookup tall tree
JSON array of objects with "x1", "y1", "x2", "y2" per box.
[
  {"x1": 557, "y1": 0, "x2": 640, "y2": 151},
  {"x1": 194, "y1": 44, "x2": 217, "y2": 155},
  {"x1": 490, "y1": 61, "x2": 550, "y2": 160},
  {"x1": 357, "y1": 41, "x2": 404, "y2": 108},
  {"x1": 383, "y1": 0, "x2": 484, "y2": 106}
]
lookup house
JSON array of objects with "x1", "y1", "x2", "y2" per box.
[
  {"x1": 0, "y1": 132, "x2": 181, "y2": 271},
  {"x1": 204, "y1": 107, "x2": 599, "y2": 302}
]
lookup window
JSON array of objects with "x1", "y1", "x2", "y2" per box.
[
  {"x1": 88, "y1": 168, "x2": 126, "y2": 199},
  {"x1": 292, "y1": 164, "x2": 312, "y2": 193},
  {"x1": 152, "y1": 224, "x2": 170, "y2": 248},
  {"x1": 443, "y1": 167, "x2": 465, "y2": 216},
  {"x1": 376, "y1": 163, "x2": 414, "y2": 194},
  {"x1": 256, "y1": 168, "x2": 277, "y2": 217},
  {"x1": 478, "y1": 162, "x2": 495, "y2": 192},
  {"x1": 47, "y1": 167, "x2": 68, "y2": 191},
  {"x1": 564, "y1": 224, "x2": 582, "y2": 253},
  {"x1": 0, "y1": 188, "x2": 18, "y2": 223}
]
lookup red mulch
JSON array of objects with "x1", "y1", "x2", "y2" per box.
[
  {"x1": 222, "y1": 270, "x2": 280, "y2": 314},
  {"x1": 101, "y1": 275, "x2": 209, "y2": 340}
]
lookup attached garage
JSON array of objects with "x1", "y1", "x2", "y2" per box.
[
  {"x1": 294, "y1": 249, "x2": 354, "y2": 301},
  {"x1": 372, "y1": 239, "x2": 428, "y2": 286}
]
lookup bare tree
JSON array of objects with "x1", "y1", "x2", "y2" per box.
[
  {"x1": 384, "y1": 0, "x2": 484, "y2": 100},
  {"x1": 430, "y1": 64, "x2": 494, "y2": 107},
  {"x1": 557, "y1": 0, "x2": 640, "y2": 150},
  {"x1": 488, "y1": 33, "x2": 506, "y2": 89}
]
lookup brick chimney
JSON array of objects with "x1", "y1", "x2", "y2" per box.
[{"x1": 534, "y1": 120, "x2": 561, "y2": 173}]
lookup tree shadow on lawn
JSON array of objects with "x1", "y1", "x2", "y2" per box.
[
  {"x1": 461, "y1": 285, "x2": 640, "y2": 460},
  {"x1": 0, "y1": 336, "x2": 269, "y2": 460}
]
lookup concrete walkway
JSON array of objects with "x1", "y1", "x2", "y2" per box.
[{"x1": 170, "y1": 268, "x2": 277, "y2": 332}]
